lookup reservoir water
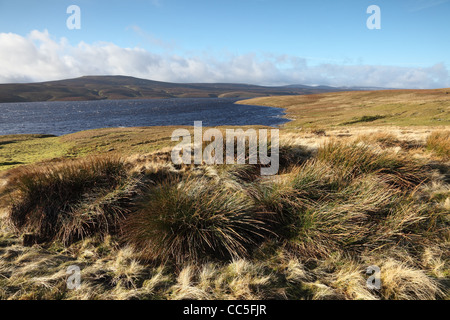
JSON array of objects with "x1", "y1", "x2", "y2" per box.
[{"x1": 0, "y1": 98, "x2": 289, "y2": 136}]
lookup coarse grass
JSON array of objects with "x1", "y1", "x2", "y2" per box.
[
  {"x1": 288, "y1": 159, "x2": 343, "y2": 201},
  {"x1": 249, "y1": 160, "x2": 345, "y2": 238},
  {"x1": 249, "y1": 179, "x2": 300, "y2": 239},
  {"x1": 426, "y1": 130, "x2": 450, "y2": 159},
  {"x1": 316, "y1": 140, "x2": 427, "y2": 188},
  {"x1": 198, "y1": 129, "x2": 294, "y2": 172},
  {"x1": 238, "y1": 88, "x2": 450, "y2": 128},
  {"x1": 7, "y1": 156, "x2": 139, "y2": 244},
  {"x1": 0, "y1": 124, "x2": 448, "y2": 300},
  {"x1": 375, "y1": 258, "x2": 445, "y2": 300},
  {"x1": 122, "y1": 174, "x2": 268, "y2": 264},
  {"x1": 250, "y1": 141, "x2": 442, "y2": 260},
  {"x1": 287, "y1": 175, "x2": 402, "y2": 258}
]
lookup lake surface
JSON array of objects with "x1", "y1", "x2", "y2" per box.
[{"x1": 0, "y1": 98, "x2": 289, "y2": 136}]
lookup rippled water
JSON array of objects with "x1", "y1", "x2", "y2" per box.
[{"x1": 0, "y1": 98, "x2": 288, "y2": 136}]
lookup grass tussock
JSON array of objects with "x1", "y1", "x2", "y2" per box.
[
  {"x1": 317, "y1": 140, "x2": 427, "y2": 188},
  {"x1": 7, "y1": 156, "x2": 139, "y2": 244},
  {"x1": 426, "y1": 130, "x2": 450, "y2": 159},
  {"x1": 377, "y1": 258, "x2": 445, "y2": 300},
  {"x1": 122, "y1": 175, "x2": 268, "y2": 264},
  {"x1": 288, "y1": 176, "x2": 396, "y2": 257}
]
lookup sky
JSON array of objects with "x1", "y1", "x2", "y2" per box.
[{"x1": 0, "y1": 0, "x2": 449, "y2": 88}]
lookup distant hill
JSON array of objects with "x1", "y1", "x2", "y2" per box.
[
  {"x1": 285, "y1": 84, "x2": 391, "y2": 91},
  {"x1": 0, "y1": 75, "x2": 354, "y2": 103}
]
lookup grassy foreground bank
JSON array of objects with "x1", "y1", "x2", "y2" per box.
[{"x1": 0, "y1": 90, "x2": 449, "y2": 300}]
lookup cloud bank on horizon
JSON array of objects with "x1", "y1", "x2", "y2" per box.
[
  {"x1": 1, "y1": 0, "x2": 449, "y2": 89},
  {"x1": 1, "y1": 30, "x2": 448, "y2": 89}
]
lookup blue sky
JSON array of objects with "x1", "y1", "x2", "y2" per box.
[{"x1": 0, "y1": 0, "x2": 449, "y2": 88}]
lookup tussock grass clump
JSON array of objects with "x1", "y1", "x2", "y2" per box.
[
  {"x1": 355, "y1": 132, "x2": 399, "y2": 148},
  {"x1": 249, "y1": 180, "x2": 300, "y2": 239},
  {"x1": 169, "y1": 260, "x2": 285, "y2": 300},
  {"x1": 355, "y1": 132, "x2": 423, "y2": 150},
  {"x1": 7, "y1": 156, "x2": 138, "y2": 244},
  {"x1": 122, "y1": 175, "x2": 268, "y2": 264},
  {"x1": 426, "y1": 130, "x2": 450, "y2": 159},
  {"x1": 285, "y1": 176, "x2": 440, "y2": 260},
  {"x1": 251, "y1": 159, "x2": 348, "y2": 223},
  {"x1": 289, "y1": 176, "x2": 399, "y2": 257},
  {"x1": 250, "y1": 160, "x2": 345, "y2": 238},
  {"x1": 288, "y1": 159, "x2": 344, "y2": 201},
  {"x1": 377, "y1": 258, "x2": 444, "y2": 300},
  {"x1": 317, "y1": 140, "x2": 427, "y2": 188}
]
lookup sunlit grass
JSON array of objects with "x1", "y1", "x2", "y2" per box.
[
  {"x1": 122, "y1": 175, "x2": 267, "y2": 264},
  {"x1": 238, "y1": 89, "x2": 450, "y2": 128},
  {"x1": 7, "y1": 156, "x2": 138, "y2": 244},
  {"x1": 426, "y1": 130, "x2": 450, "y2": 159},
  {"x1": 0, "y1": 119, "x2": 448, "y2": 300}
]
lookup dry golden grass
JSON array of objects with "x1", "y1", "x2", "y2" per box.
[
  {"x1": 0, "y1": 121, "x2": 448, "y2": 300},
  {"x1": 6, "y1": 156, "x2": 140, "y2": 244},
  {"x1": 426, "y1": 130, "x2": 450, "y2": 159},
  {"x1": 239, "y1": 89, "x2": 450, "y2": 129},
  {"x1": 122, "y1": 174, "x2": 268, "y2": 264},
  {"x1": 376, "y1": 258, "x2": 444, "y2": 300}
]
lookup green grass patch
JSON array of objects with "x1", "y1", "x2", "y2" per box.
[{"x1": 0, "y1": 135, "x2": 70, "y2": 171}]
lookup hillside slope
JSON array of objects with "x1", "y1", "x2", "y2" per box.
[
  {"x1": 238, "y1": 89, "x2": 450, "y2": 128},
  {"x1": 0, "y1": 76, "x2": 346, "y2": 103}
]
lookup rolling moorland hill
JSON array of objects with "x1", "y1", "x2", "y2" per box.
[
  {"x1": 238, "y1": 88, "x2": 450, "y2": 128},
  {"x1": 0, "y1": 75, "x2": 354, "y2": 103}
]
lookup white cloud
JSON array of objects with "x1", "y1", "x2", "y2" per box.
[{"x1": 0, "y1": 30, "x2": 449, "y2": 89}]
